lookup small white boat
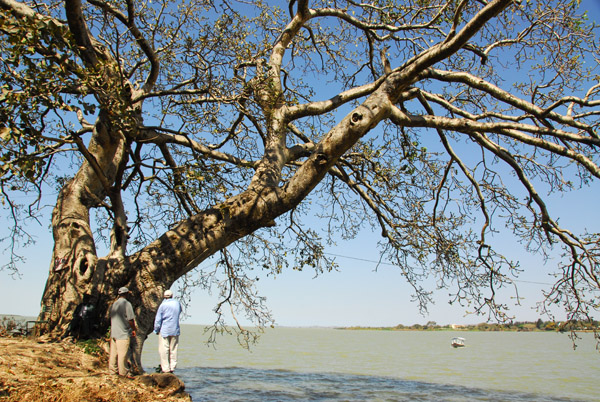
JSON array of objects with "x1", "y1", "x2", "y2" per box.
[{"x1": 451, "y1": 337, "x2": 465, "y2": 348}]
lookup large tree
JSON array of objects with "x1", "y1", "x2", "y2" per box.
[{"x1": 1, "y1": 0, "x2": 599, "y2": 364}]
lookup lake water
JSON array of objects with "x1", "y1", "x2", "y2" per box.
[{"x1": 141, "y1": 326, "x2": 600, "y2": 401}]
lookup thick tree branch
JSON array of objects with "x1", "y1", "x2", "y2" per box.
[
  {"x1": 64, "y1": 0, "x2": 99, "y2": 66},
  {"x1": 424, "y1": 69, "x2": 599, "y2": 137},
  {"x1": 388, "y1": 107, "x2": 600, "y2": 179}
]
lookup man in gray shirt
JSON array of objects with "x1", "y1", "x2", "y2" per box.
[{"x1": 109, "y1": 287, "x2": 137, "y2": 377}]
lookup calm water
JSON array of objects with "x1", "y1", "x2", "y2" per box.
[{"x1": 141, "y1": 326, "x2": 600, "y2": 401}]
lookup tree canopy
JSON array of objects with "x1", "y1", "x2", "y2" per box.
[{"x1": 0, "y1": 0, "x2": 599, "y2": 349}]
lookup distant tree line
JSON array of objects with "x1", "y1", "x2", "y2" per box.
[{"x1": 343, "y1": 319, "x2": 600, "y2": 332}]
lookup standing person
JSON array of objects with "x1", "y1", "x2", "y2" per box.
[
  {"x1": 154, "y1": 289, "x2": 182, "y2": 373},
  {"x1": 109, "y1": 287, "x2": 137, "y2": 378}
]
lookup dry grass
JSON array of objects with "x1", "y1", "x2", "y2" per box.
[{"x1": 0, "y1": 337, "x2": 190, "y2": 402}]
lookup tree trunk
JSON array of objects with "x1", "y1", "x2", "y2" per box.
[
  {"x1": 37, "y1": 183, "x2": 288, "y2": 370},
  {"x1": 37, "y1": 110, "x2": 132, "y2": 340}
]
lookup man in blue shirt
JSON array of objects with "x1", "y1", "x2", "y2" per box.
[{"x1": 154, "y1": 289, "x2": 182, "y2": 373}]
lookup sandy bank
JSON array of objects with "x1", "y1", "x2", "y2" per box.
[{"x1": 0, "y1": 337, "x2": 191, "y2": 402}]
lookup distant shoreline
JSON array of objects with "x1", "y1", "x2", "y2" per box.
[{"x1": 337, "y1": 319, "x2": 599, "y2": 332}]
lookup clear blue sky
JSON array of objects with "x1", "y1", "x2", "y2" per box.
[{"x1": 1, "y1": 0, "x2": 599, "y2": 328}]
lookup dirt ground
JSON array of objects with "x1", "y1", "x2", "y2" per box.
[{"x1": 0, "y1": 336, "x2": 191, "y2": 402}]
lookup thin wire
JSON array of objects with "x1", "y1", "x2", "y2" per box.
[{"x1": 323, "y1": 252, "x2": 555, "y2": 286}]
